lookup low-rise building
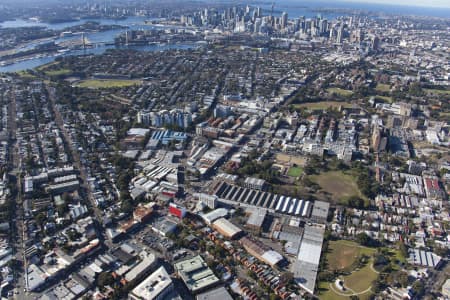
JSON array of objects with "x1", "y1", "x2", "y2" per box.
[
  {"x1": 128, "y1": 266, "x2": 174, "y2": 300},
  {"x1": 174, "y1": 255, "x2": 220, "y2": 294}
]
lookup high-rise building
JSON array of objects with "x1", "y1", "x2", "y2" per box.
[
  {"x1": 370, "y1": 35, "x2": 381, "y2": 50},
  {"x1": 336, "y1": 26, "x2": 344, "y2": 44},
  {"x1": 350, "y1": 29, "x2": 363, "y2": 43},
  {"x1": 319, "y1": 19, "x2": 328, "y2": 34},
  {"x1": 281, "y1": 12, "x2": 288, "y2": 29}
]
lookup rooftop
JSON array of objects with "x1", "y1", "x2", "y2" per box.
[
  {"x1": 130, "y1": 266, "x2": 173, "y2": 300},
  {"x1": 196, "y1": 286, "x2": 233, "y2": 300},
  {"x1": 174, "y1": 255, "x2": 219, "y2": 293}
]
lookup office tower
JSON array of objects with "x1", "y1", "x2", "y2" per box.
[
  {"x1": 281, "y1": 12, "x2": 288, "y2": 29},
  {"x1": 336, "y1": 26, "x2": 344, "y2": 44}
]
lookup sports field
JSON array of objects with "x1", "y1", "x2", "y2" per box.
[{"x1": 287, "y1": 166, "x2": 303, "y2": 177}]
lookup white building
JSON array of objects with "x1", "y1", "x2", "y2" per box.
[{"x1": 128, "y1": 266, "x2": 173, "y2": 300}]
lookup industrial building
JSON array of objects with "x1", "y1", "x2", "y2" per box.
[
  {"x1": 239, "y1": 236, "x2": 284, "y2": 267},
  {"x1": 211, "y1": 181, "x2": 313, "y2": 218},
  {"x1": 310, "y1": 201, "x2": 330, "y2": 223},
  {"x1": 200, "y1": 208, "x2": 228, "y2": 225},
  {"x1": 196, "y1": 286, "x2": 233, "y2": 300},
  {"x1": 243, "y1": 177, "x2": 266, "y2": 190},
  {"x1": 407, "y1": 248, "x2": 442, "y2": 268},
  {"x1": 292, "y1": 224, "x2": 325, "y2": 294},
  {"x1": 211, "y1": 218, "x2": 243, "y2": 239},
  {"x1": 245, "y1": 208, "x2": 267, "y2": 233}
]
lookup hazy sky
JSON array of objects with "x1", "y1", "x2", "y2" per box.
[{"x1": 343, "y1": 0, "x2": 450, "y2": 8}]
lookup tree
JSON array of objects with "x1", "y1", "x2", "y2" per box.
[
  {"x1": 269, "y1": 293, "x2": 280, "y2": 300},
  {"x1": 356, "y1": 232, "x2": 371, "y2": 246},
  {"x1": 397, "y1": 241, "x2": 408, "y2": 260},
  {"x1": 346, "y1": 196, "x2": 366, "y2": 209},
  {"x1": 412, "y1": 280, "x2": 425, "y2": 297},
  {"x1": 394, "y1": 271, "x2": 409, "y2": 288},
  {"x1": 35, "y1": 212, "x2": 47, "y2": 227},
  {"x1": 97, "y1": 272, "x2": 114, "y2": 289},
  {"x1": 280, "y1": 272, "x2": 294, "y2": 285}
]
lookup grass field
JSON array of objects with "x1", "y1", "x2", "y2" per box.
[
  {"x1": 16, "y1": 70, "x2": 37, "y2": 79},
  {"x1": 45, "y1": 68, "x2": 72, "y2": 76},
  {"x1": 319, "y1": 240, "x2": 377, "y2": 300},
  {"x1": 345, "y1": 262, "x2": 378, "y2": 293},
  {"x1": 327, "y1": 88, "x2": 353, "y2": 97},
  {"x1": 36, "y1": 61, "x2": 58, "y2": 71},
  {"x1": 326, "y1": 240, "x2": 376, "y2": 271},
  {"x1": 287, "y1": 166, "x2": 303, "y2": 177},
  {"x1": 375, "y1": 83, "x2": 391, "y2": 92},
  {"x1": 309, "y1": 171, "x2": 363, "y2": 202},
  {"x1": 293, "y1": 101, "x2": 353, "y2": 111},
  {"x1": 425, "y1": 88, "x2": 450, "y2": 95},
  {"x1": 74, "y1": 79, "x2": 142, "y2": 88},
  {"x1": 375, "y1": 95, "x2": 393, "y2": 103}
]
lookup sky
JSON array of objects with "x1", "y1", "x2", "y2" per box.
[
  {"x1": 2, "y1": 0, "x2": 450, "y2": 10},
  {"x1": 343, "y1": 0, "x2": 450, "y2": 8}
]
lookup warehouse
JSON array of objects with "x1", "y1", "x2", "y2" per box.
[
  {"x1": 240, "y1": 236, "x2": 284, "y2": 267},
  {"x1": 292, "y1": 224, "x2": 325, "y2": 294},
  {"x1": 212, "y1": 218, "x2": 243, "y2": 239},
  {"x1": 212, "y1": 181, "x2": 313, "y2": 218},
  {"x1": 200, "y1": 208, "x2": 228, "y2": 225}
]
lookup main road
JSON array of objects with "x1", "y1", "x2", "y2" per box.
[
  {"x1": 46, "y1": 85, "x2": 110, "y2": 248},
  {"x1": 7, "y1": 84, "x2": 27, "y2": 300}
]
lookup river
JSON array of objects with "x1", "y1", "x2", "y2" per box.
[{"x1": 0, "y1": 16, "x2": 200, "y2": 72}]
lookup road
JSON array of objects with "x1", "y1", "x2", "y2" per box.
[
  {"x1": 7, "y1": 84, "x2": 27, "y2": 300},
  {"x1": 46, "y1": 85, "x2": 109, "y2": 248}
]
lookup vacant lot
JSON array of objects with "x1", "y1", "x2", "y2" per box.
[
  {"x1": 275, "y1": 153, "x2": 307, "y2": 166},
  {"x1": 294, "y1": 101, "x2": 353, "y2": 111},
  {"x1": 326, "y1": 88, "x2": 353, "y2": 97},
  {"x1": 74, "y1": 79, "x2": 142, "y2": 88},
  {"x1": 287, "y1": 166, "x2": 303, "y2": 177},
  {"x1": 310, "y1": 171, "x2": 362, "y2": 201}
]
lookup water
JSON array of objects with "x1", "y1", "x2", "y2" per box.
[
  {"x1": 0, "y1": 42, "x2": 201, "y2": 72},
  {"x1": 257, "y1": 0, "x2": 450, "y2": 19},
  {"x1": 0, "y1": 16, "x2": 198, "y2": 72}
]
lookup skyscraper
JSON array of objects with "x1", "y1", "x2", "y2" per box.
[
  {"x1": 336, "y1": 26, "x2": 344, "y2": 44},
  {"x1": 281, "y1": 12, "x2": 288, "y2": 29}
]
